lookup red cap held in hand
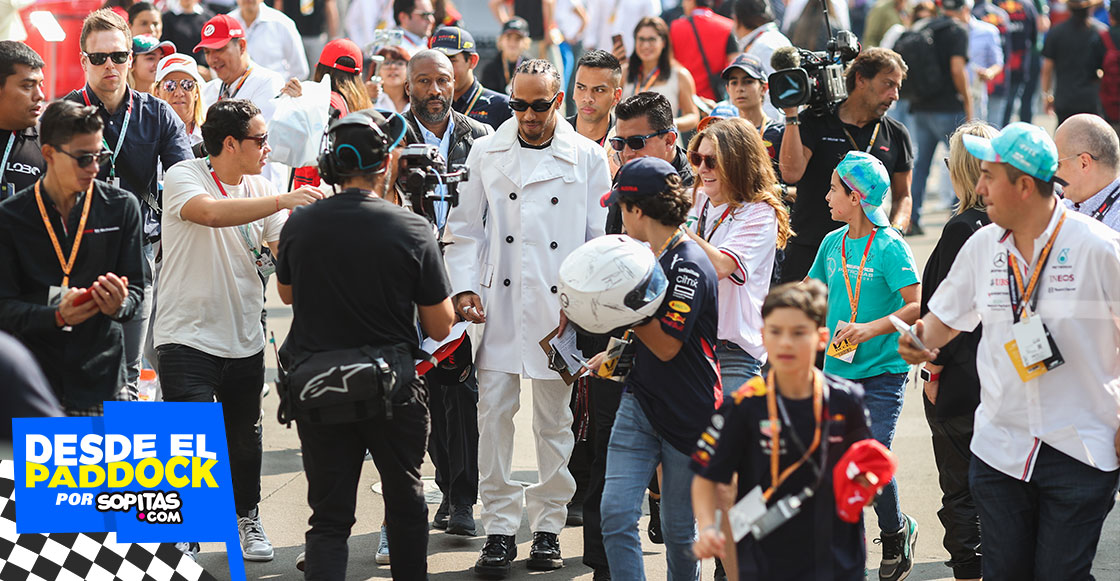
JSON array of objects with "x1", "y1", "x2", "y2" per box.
[{"x1": 832, "y1": 439, "x2": 898, "y2": 523}]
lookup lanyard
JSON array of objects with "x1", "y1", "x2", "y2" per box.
[
  {"x1": 741, "y1": 23, "x2": 775, "y2": 53},
  {"x1": 697, "y1": 200, "x2": 734, "y2": 242},
  {"x1": 220, "y1": 67, "x2": 253, "y2": 101},
  {"x1": 207, "y1": 159, "x2": 263, "y2": 257},
  {"x1": 840, "y1": 228, "x2": 877, "y2": 320},
  {"x1": 1089, "y1": 182, "x2": 1120, "y2": 222},
  {"x1": 841, "y1": 120, "x2": 880, "y2": 154},
  {"x1": 83, "y1": 88, "x2": 133, "y2": 179},
  {"x1": 635, "y1": 67, "x2": 661, "y2": 95},
  {"x1": 0, "y1": 131, "x2": 15, "y2": 184},
  {"x1": 764, "y1": 369, "x2": 825, "y2": 501},
  {"x1": 1006, "y1": 213, "x2": 1065, "y2": 323},
  {"x1": 656, "y1": 228, "x2": 684, "y2": 259},
  {"x1": 461, "y1": 82, "x2": 484, "y2": 118},
  {"x1": 35, "y1": 180, "x2": 94, "y2": 288}
]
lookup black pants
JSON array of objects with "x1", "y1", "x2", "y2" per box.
[
  {"x1": 582, "y1": 377, "x2": 625, "y2": 571},
  {"x1": 923, "y1": 397, "x2": 982, "y2": 579},
  {"x1": 297, "y1": 383, "x2": 431, "y2": 580},
  {"x1": 779, "y1": 241, "x2": 819, "y2": 284},
  {"x1": 157, "y1": 344, "x2": 263, "y2": 515},
  {"x1": 569, "y1": 380, "x2": 593, "y2": 510},
  {"x1": 428, "y1": 367, "x2": 480, "y2": 508}
]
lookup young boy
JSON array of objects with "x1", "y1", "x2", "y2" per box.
[
  {"x1": 690, "y1": 280, "x2": 876, "y2": 580},
  {"x1": 806, "y1": 151, "x2": 922, "y2": 580}
]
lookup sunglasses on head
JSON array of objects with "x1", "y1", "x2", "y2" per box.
[
  {"x1": 688, "y1": 150, "x2": 718, "y2": 170},
  {"x1": 160, "y1": 78, "x2": 197, "y2": 93},
  {"x1": 58, "y1": 147, "x2": 113, "y2": 168},
  {"x1": 509, "y1": 92, "x2": 560, "y2": 112},
  {"x1": 243, "y1": 133, "x2": 269, "y2": 148},
  {"x1": 83, "y1": 51, "x2": 131, "y2": 65},
  {"x1": 609, "y1": 128, "x2": 672, "y2": 152}
]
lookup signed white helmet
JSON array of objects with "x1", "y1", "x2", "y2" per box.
[{"x1": 558, "y1": 235, "x2": 668, "y2": 334}]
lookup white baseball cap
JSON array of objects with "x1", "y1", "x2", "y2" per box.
[{"x1": 155, "y1": 54, "x2": 205, "y2": 85}]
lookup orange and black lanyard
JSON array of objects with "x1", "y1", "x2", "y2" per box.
[
  {"x1": 220, "y1": 67, "x2": 253, "y2": 100},
  {"x1": 842, "y1": 120, "x2": 881, "y2": 154},
  {"x1": 840, "y1": 228, "x2": 878, "y2": 321},
  {"x1": 764, "y1": 369, "x2": 826, "y2": 501},
  {"x1": 697, "y1": 200, "x2": 734, "y2": 242},
  {"x1": 634, "y1": 67, "x2": 661, "y2": 95},
  {"x1": 656, "y1": 228, "x2": 685, "y2": 259},
  {"x1": 1007, "y1": 213, "x2": 1065, "y2": 323},
  {"x1": 35, "y1": 180, "x2": 94, "y2": 288}
]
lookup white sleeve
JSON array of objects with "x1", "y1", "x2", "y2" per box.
[
  {"x1": 927, "y1": 234, "x2": 983, "y2": 333},
  {"x1": 285, "y1": 21, "x2": 310, "y2": 80},
  {"x1": 163, "y1": 162, "x2": 206, "y2": 222},
  {"x1": 717, "y1": 204, "x2": 777, "y2": 286},
  {"x1": 584, "y1": 145, "x2": 610, "y2": 241},
  {"x1": 444, "y1": 140, "x2": 489, "y2": 296},
  {"x1": 1096, "y1": 231, "x2": 1120, "y2": 320}
]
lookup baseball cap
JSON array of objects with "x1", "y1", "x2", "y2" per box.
[
  {"x1": 194, "y1": 14, "x2": 244, "y2": 52},
  {"x1": 697, "y1": 102, "x2": 739, "y2": 132},
  {"x1": 832, "y1": 439, "x2": 898, "y2": 524},
  {"x1": 600, "y1": 157, "x2": 680, "y2": 207},
  {"x1": 319, "y1": 38, "x2": 363, "y2": 74},
  {"x1": 430, "y1": 26, "x2": 476, "y2": 55},
  {"x1": 962, "y1": 121, "x2": 1061, "y2": 183},
  {"x1": 502, "y1": 17, "x2": 530, "y2": 37},
  {"x1": 721, "y1": 53, "x2": 766, "y2": 81},
  {"x1": 133, "y1": 35, "x2": 176, "y2": 57},
  {"x1": 155, "y1": 53, "x2": 205, "y2": 84},
  {"x1": 836, "y1": 151, "x2": 891, "y2": 228},
  {"x1": 939, "y1": 0, "x2": 969, "y2": 10}
]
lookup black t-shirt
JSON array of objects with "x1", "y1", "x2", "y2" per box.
[
  {"x1": 276, "y1": 191, "x2": 452, "y2": 358},
  {"x1": 277, "y1": 0, "x2": 326, "y2": 36},
  {"x1": 910, "y1": 17, "x2": 970, "y2": 113},
  {"x1": 761, "y1": 120, "x2": 785, "y2": 182},
  {"x1": 626, "y1": 238, "x2": 721, "y2": 455},
  {"x1": 479, "y1": 55, "x2": 522, "y2": 94},
  {"x1": 162, "y1": 8, "x2": 215, "y2": 67},
  {"x1": 0, "y1": 127, "x2": 45, "y2": 201},
  {"x1": 691, "y1": 374, "x2": 872, "y2": 581},
  {"x1": 514, "y1": 0, "x2": 545, "y2": 39},
  {"x1": 1041, "y1": 18, "x2": 1107, "y2": 112}
]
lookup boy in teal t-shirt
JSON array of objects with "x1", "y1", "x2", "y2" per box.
[{"x1": 805, "y1": 151, "x2": 922, "y2": 581}]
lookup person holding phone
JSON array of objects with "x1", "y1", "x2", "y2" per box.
[{"x1": 620, "y1": 17, "x2": 700, "y2": 132}]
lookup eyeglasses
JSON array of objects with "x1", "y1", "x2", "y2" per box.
[
  {"x1": 688, "y1": 150, "x2": 718, "y2": 170},
  {"x1": 412, "y1": 10, "x2": 435, "y2": 18},
  {"x1": 509, "y1": 92, "x2": 560, "y2": 112},
  {"x1": 83, "y1": 51, "x2": 131, "y2": 66},
  {"x1": 243, "y1": 133, "x2": 268, "y2": 148},
  {"x1": 635, "y1": 36, "x2": 661, "y2": 45},
  {"x1": 159, "y1": 78, "x2": 197, "y2": 93},
  {"x1": 1057, "y1": 151, "x2": 1099, "y2": 168},
  {"x1": 57, "y1": 147, "x2": 113, "y2": 168},
  {"x1": 382, "y1": 59, "x2": 407, "y2": 67},
  {"x1": 609, "y1": 128, "x2": 673, "y2": 152}
]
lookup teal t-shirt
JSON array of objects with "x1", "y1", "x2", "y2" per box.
[{"x1": 807, "y1": 226, "x2": 920, "y2": 380}]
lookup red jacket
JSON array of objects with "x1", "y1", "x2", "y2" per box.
[{"x1": 669, "y1": 8, "x2": 735, "y2": 101}]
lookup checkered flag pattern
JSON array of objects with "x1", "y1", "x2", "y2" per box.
[{"x1": 0, "y1": 460, "x2": 217, "y2": 581}]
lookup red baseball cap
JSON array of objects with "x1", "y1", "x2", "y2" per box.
[
  {"x1": 193, "y1": 14, "x2": 245, "y2": 52},
  {"x1": 318, "y1": 38, "x2": 362, "y2": 74},
  {"x1": 832, "y1": 439, "x2": 898, "y2": 523}
]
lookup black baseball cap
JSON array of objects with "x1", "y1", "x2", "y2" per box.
[
  {"x1": 600, "y1": 157, "x2": 680, "y2": 207},
  {"x1": 430, "y1": 26, "x2": 476, "y2": 55},
  {"x1": 502, "y1": 17, "x2": 530, "y2": 37},
  {"x1": 721, "y1": 53, "x2": 766, "y2": 81}
]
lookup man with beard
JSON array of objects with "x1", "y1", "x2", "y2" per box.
[
  {"x1": 401, "y1": 48, "x2": 492, "y2": 537},
  {"x1": 429, "y1": 26, "x2": 511, "y2": 131}
]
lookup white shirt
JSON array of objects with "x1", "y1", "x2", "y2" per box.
[
  {"x1": 928, "y1": 203, "x2": 1120, "y2": 480},
  {"x1": 738, "y1": 23, "x2": 791, "y2": 121},
  {"x1": 230, "y1": 4, "x2": 309, "y2": 81},
  {"x1": 1064, "y1": 177, "x2": 1120, "y2": 233},
  {"x1": 346, "y1": 0, "x2": 394, "y2": 49},
  {"x1": 399, "y1": 29, "x2": 429, "y2": 57},
  {"x1": 154, "y1": 158, "x2": 288, "y2": 358},
  {"x1": 688, "y1": 192, "x2": 777, "y2": 361},
  {"x1": 202, "y1": 62, "x2": 288, "y2": 191},
  {"x1": 555, "y1": 0, "x2": 585, "y2": 42},
  {"x1": 418, "y1": 117, "x2": 455, "y2": 229}
]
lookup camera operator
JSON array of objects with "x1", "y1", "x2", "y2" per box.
[
  {"x1": 276, "y1": 109, "x2": 455, "y2": 579},
  {"x1": 778, "y1": 47, "x2": 915, "y2": 283}
]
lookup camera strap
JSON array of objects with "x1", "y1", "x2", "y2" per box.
[
  {"x1": 842, "y1": 119, "x2": 881, "y2": 153},
  {"x1": 763, "y1": 369, "x2": 830, "y2": 501}
]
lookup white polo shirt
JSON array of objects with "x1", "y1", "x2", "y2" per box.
[
  {"x1": 928, "y1": 202, "x2": 1120, "y2": 480},
  {"x1": 230, "y1": 4, "x2": 309, "y2": 81},
  {"x1": 687, "y1": 191, "x2": 777, "y2": 362}
]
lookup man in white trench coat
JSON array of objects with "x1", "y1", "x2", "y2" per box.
[{"x1": 445, "y1": 58, "x2": 611, "y2": 579}]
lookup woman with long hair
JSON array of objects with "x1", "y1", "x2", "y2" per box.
[
  {"x1": 370, "y1": 45, "x2": 411, "y2": 114},
  {"x1": 152, "y1": 53, "x2": 206, "y2": 151},
  {"x1": 622, "y1": 17, "x2": 699, "y2": 132},
  {"x1": 128, "y1": 35, "x2": 175, "y2": 94},
  {"x1": 127, "y1": 2, "x2": 161, "y2": 38}
]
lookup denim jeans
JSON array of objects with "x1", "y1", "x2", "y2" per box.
[
  {"x1": 157, "y1": 344, "x2": 264, "y2": 515},
  {"x1": 860, "y1": 372, "x2": 908, "y2": 533},
  {"x1": 716, "y1": 340, "x2": 762, "y2": 398},
  {"x1": 601, "y1": 393, "x2": 700, "y2": 581},
  {"x1": 120, "y1": 241, "x2": 155, "y2": 399},
  {"x1": 969, "y1": 445, "x2": 1119, "y2": 580},
  {"x1": 910, "y1": 110, "x2": 966, "y2": 227}
]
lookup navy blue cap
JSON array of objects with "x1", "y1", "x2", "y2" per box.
[
  {"x1": 721, "y1": 53, "x2": 766, "y2": 81},
  {"x1": 430, "y1": 26, "x2": 476, "y2": 55},
  {"x1": 600, "y1": 157, "x2": 680, "y2": 207}
]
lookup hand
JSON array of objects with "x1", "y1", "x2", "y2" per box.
[
  {"x1": 558, "y1": 310, "x2": 569, "y2": 335},
  {"x1": 1114, "y1": 425, "x2": 1120, "y2": 461},
  {"x1": 57, "y1": 287, "x2": 100, "y2": 327},
  {"x1": 585, "y1": 350, "x2": 608, "y2": 375},
  {"x1": 366, "y1": 76, "x2": 383, "y2": 101},
  {"x1": 692, "y1": 525, "x2": 726, "y2": 560},
  {"x1": 279, "y1": 186, "x2": 324, "y2": 210},
  {"x1": 455, "y1": 292, "x2": 486, "y2": 323},
  {"x1": 832, "y1": 321, "x2": 876, "y2": 346},
  {"x1": 89, "y1": 273, "x2": 129, "y2": 316},
  {"x1": 280, "y1": 77, "x2": 302, "y2": 98},
  {"x1": 898, "y1": 319, "x2": 939, "y2": 364},
  {"x1": 782, "y1": 106, "x2": 799, "y2": 119},
  {"x1": 612, "y1": 42, "x2": 627, "y2": 65},
  {"x1": 1045, "y1": 96, "x2": 1055, "y2": 115},
  {"x1": 852, "y1": 472, "x2": 880, "y2": 506},
  {"x1": 923, "y1": 378, "x2": 939, "y2": 405}
]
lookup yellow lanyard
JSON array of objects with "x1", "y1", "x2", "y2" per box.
[
  {"x1": 635, "y1": 67, "x2": 661, "y2": 95},
  {"x1": 840, "y1": 228, "x2": 877, "y2": 321},
  {"x1": 1007, "y1": 213, "x2": 1065, "y2": 321},
  {"x1": 764, "y1": 369, "x2": 824, "y2": 501},
  {"x1": 35, "y1": 180, "x2": 94, "y2": 288},
  {"x1": 842, "y1": 120, "x2": 881, "y2": 153},
  {"x1": 220, "y1": 67, "x2": 253, "y2": 100}
]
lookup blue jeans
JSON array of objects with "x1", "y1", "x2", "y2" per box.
[
  {"x1": 969, "y1": 445, "x2": 1119, "y2": 580},
  {"x1": 861, "y1": 372, "x2": 907, "y2": 533},
  {"x1": 910, "y1": 110, "x2": 966, "y2": 226},
  {"x1": 716, "y1": 340, "x2": 762, "y2": 398},
  {"x1": 601, "y1": 393, "x2": 700, "y2": 581}
]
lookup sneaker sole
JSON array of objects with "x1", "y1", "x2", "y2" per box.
[
  {"x1": 375, "y1": 553, "x2": 391, "y2": 565},
  {"x1": 526, "y1": 557, "x2": 564, "y2": 570},
  {"x1": 432, "y1": 520, "x2": 449, "y2": 530},
  {"x1": 242, "y1": 550, "x2": 274, "y2": 562},
  {"x1": 447, "y1": 524, "x2": 477, "y2": 536}
]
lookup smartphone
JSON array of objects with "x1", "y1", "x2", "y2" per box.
[
  {"x1": 72, "y1": 288, "x2": 94, "y2": 306},
  {"x1": 888, "y1": 315, "x2": 928, "y2": 352},
  {"x1": 612, "y1": 34, "x2": 624, "y2": 51}
]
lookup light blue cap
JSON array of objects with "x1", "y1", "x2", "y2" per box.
[
  {"x1": 962, "y1": 122, "x2": 1059, "y2": 182},
  {"x1": 836, "y1": 151, "x2": 891, "y2": 228}
]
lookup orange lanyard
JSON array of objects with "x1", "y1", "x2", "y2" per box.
[
  {"x1": 1007, "y1": 213, "x2": 1065, "y2": 321},
  {"x1": 840, "y1": 228, "x2": 877, "y2": 321},
  {"x1": 635, "y1": 67, "x2": 661, "y2": 95},
  {"x1": 220, "y1": 67, "x2": 252, "y2": 100},
  {"x1": 35, "y1": 180, "x2": 94, "y2": 288},
  {"x1": 655, "y1": 228, "x2": 684, "y2": 259},
  {"x1": 764, "y1": 369, "x2": 824, "y2": 501}
]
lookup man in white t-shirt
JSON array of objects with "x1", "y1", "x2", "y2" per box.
[{"x1": 154, "y1": 99, "x2": 322, "y2": 563}]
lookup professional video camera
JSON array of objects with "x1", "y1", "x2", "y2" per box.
[
  {"x1": 767, "y1": 0, "x2": 860, "y2": 114},
  {"x1": 398, "y1": 143, "x2": 470, "y2": 227}
]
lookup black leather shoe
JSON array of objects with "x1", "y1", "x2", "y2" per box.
[
  {"x1": 474, "y1": 534, "x2": 516, "y2": 579},
  {"x1": 566, "y1": 502, "x2": 584, "y2": 526},
  {"x1": 592, "y1": 567, "x2": 612, "y2": 580},
  {"x1": 527, "y1": 531, "x2": 563, "y2": 570},
  {"x1": 432, "y1": 498, "x2": 449, "y2": 530},
  {"x1": 447, "y1": 505, "x2": 477, "y2": 536}
]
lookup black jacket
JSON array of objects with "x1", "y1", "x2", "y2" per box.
[{"x1": 403, "y1": 108, "x2": 493, "y2": 171}]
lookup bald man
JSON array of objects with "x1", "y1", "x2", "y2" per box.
[{"x1": 1054, "y1": 114, "x2": 1120, "y2": 232}]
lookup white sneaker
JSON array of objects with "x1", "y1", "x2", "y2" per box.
[
  {"x1": 238, "y1": 509, "x2": 274, "y2": 561},
  {"x1": 175, "y1": 542, "x2": 200, "y2": 561},
  {"x1": 295, "y1": 551, "x2": 305, "y2": 571},
  {"x1": 376, "y1": 525, "x2": 390, "y2": 565}
]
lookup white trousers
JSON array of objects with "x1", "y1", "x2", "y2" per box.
[{"x1": 476, "y1": 369, "x2": 576, "y2": 536}]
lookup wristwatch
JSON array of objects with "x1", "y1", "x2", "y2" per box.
[
  {"x1": 784, "y1": 116, "x2": 801, "y2": 126},
  {"x1": 919, "y1": 367, "x2": 940, "y2": 383}
]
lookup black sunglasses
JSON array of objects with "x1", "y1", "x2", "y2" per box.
[
  {"x1": 58, "y1": 147, "x2": 113, "y2": 168},
  {"x1": 84, "y1": 51, "x2": 131, "y2": 65},
  {"x1": 609, "y1": 128, "x2": 673, "y2": 152},
  {"x1": 243, "y1": 133, "x2": 269, "y2": 148},
  {"x1": 509, "y1": 92, "x2": 560, "y2": 113},
  {"x1": 160, "y1": 78, "x2": 197, "y2": 93}
]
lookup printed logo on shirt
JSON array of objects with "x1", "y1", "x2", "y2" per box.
[
  {"x1": 691, "y1": 412, "x2": 725, "y2": 467},
  {"x1": 993, "y1": 251, "x2": 1007, "y2": 268},
  {"x1": 672, "y1": 284, "x2": 696, "y2": 300},
  {"x1": 6, "y1": 162, "x2": 42, "y2": 176},
  {"x1": 1056, "y1": 248, "x2": 1070, "y2": 265},
  {"x1": 668, "y1": 300, "x2": 691, "y2": 313},
  {"x1": 732, "y1": 376, "x2": 768, "y2": 402},
  {"x1": 661, "y1": 311, "x2": 686, "y2": 330},
  {"x1": 83, "y1": 226, "x2": 121, "y2": 235}
]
